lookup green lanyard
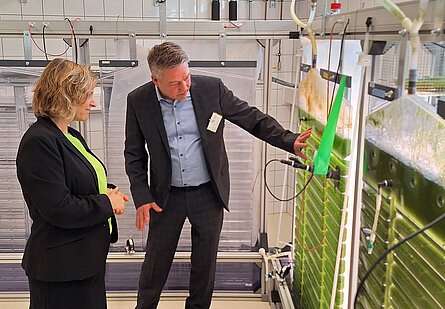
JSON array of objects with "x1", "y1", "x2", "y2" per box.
[
  {"x1": 65, "y1": 133, "x2": 112, "y2": 234},
  {"x1": 313, "y1": 74, "x2": 347, "y2": 175}
]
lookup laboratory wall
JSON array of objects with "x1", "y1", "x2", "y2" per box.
[
  {"x1": 2, "y1": 0, "x2": 359, "y2": 247},
  {"x1": 0, "y1": 0, "x2": 415, "y2": 65},
  {"x1": 1, "y1": 0, "x2": 444, "y2": 306}
]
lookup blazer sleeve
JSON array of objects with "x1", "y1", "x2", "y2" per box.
[
  {"x1": 124, "y1": 94, "x2": 155, "y2": 208},
  {"x1": 16, "y1": 134, "x2": 114, "y2": 229},
  {"x1": 217, "y1": 78, "x2": 299, "y2": 154}
]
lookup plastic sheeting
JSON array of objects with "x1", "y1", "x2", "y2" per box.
[
  {"x1": 102, "y1": 39, "x2": 262, "y2": 291},
  {"x1": 366, "y1": 94, "x2": 445, "y2": 188},
  {"x1": 105, "y1": 39, "x2": 261, "y2": 253}
]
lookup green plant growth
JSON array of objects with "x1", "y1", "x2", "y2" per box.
[
  {"x1": 357, "y1": 141, "x2": 445, "y2": 308},
  {"x1": 294, "y1": 109, "x2": 349, "y2": 309}
]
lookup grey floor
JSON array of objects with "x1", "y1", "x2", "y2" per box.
[{"x1": 0, "y1": 299, "x2": 271, "y2": 309}]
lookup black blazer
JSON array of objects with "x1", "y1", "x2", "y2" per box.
[
  {"x1": 125, "y1": 75, "x2": 298, "y2": 211},
  {"x1": 16, "y1": 117, "x2": 117, "y2": 282}
]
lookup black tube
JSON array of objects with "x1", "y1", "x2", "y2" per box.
[
  {"x1": 211, "y1": 0, "x2": 220, "y2": 21},
  {"x1": 229, "y1": 0, "x2": 237, "y2": 21},
  {"x1": 408, "y1": 69, "x2": 417, "y2": 95}
]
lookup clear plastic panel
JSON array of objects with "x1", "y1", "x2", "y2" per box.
[
  {"x1": 366, "y1": 94, "x2": 445, "y2": 187},
  {"x1": 0, "y1": 79, "x2": 35, "y2": 253},
  {"x1": 105, "y1": 40, "x2": 261, "y2": 253},
  {"x1": 0, "y1": 39, "x2": 262, "y2": 292}
]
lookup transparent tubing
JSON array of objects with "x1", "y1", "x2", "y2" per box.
[
  {"x1": 379, "y1": 0, "x2": 429, "y2": 94},
  {"x1": 290, "y1": 0, "x2": 318, "y2": 67}
]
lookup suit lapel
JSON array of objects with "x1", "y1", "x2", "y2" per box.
[
  {"x1": 146, "y1": 83, "x2": 170, "y2": 156},
  {"x1": 190, "y1": 78, "x2": 210, "y2": 151},
  {"x1": 38, "y1": 117, "x2": 100, "y2": 191},
  {"x1": 60, "y1": 137, "x2": 99, "y2": 188}
]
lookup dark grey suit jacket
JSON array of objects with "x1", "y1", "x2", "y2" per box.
[
  {"x1": 125, "y1": 75, "x2": 298, "y2": 211},
  {"x1": 16, "y1": 117, "x2": 117, "y2": 282}
]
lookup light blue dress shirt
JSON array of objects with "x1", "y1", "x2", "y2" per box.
[{"x1": 156, "y1": 86, "x2": 211, "y2": 187}]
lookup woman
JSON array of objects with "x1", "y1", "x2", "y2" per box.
[{"x1": 16, "y1": 58, "x2": 127, "y2": 309}]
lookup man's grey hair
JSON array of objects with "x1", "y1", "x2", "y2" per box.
[{"x1": 147, "y1": 41, "x2": 189, "y2": 80}]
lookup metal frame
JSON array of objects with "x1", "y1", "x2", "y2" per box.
[
  {"x1": 189, "y1": 61, "x2": 257, "y2": 68},
  {"x1": 99, "y1": 60, "x2": 138, "y2": 67},
  {"x1": 0, "y1": 252, "x2": 265, "y2": 302},
  {"x1": 368, "y1": 82, "x2": 399, "y2": 101},
  {"x1": 0, "y1": 291, "x2": 262, "y2": 302},
  {"x1": 0, "y1": 1, "x2": 442, "y2": 41},
  {"x1": 0, "y1": 251, "x2": 263, "y2": 264},
  {"x1": 0, "y1": 20, "x2": 299, "y2": 40},
  {"x1": 0, "y1": 2, "x2": 443, "y2": 307},
  {"x1": 311, "y1": 0, "x2": 444, "y2": 42},
  {"x1": 0, "y1": 60, "x2": 50, "y2": 67},
  {"x1": 259, "y1": 249, "x2": 295, "y2": 309}
]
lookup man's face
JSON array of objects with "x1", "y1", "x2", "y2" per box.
[{"x1": 152, "y1": 62, "x2": 191, "y2": 101}]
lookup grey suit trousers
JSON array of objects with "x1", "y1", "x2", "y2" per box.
[{"x1": 136, "y1": 182, "x2": 224, "y2": 309}]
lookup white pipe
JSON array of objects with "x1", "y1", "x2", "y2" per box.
[
  {"x1": 378, "y1": 0, "x2": 428, "y2": 74},
  {"x1": 276, "y1": 45, "x2": 301, "y2": 248},
  {"x1": 379, "y1": 0, "x2": 411, "y2": 27},
  {"x1": 290, "y1": 41, "x2": 303, "y2": 284},
  {"x1": 330, "y1": 20, "x2": 372, "y2": 309},
  {"x1": 434, "y1": 0, "x2": 444, "y2": 34},
  {"x1": 308, "y1": 3, "x2": 317, "y2": 23},
  {"x1": 290, "y1": 0, "x2": 307, "y2": 28},
  {"x1": 290, "y1": 0, "x2": 318, "y2": 66},
  {"x1": 329, "y1": 174, "x2": 350, "y2": 309},
  {"x1": 410, "y1": 0, "x2": 428, "y2": 71}
]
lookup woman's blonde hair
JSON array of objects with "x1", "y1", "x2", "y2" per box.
[{"x1": 32, "y1": 58, "x2": 98, "y2": 120}]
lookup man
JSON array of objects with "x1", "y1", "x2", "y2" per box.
[{"x1": 124, "y1": 41, "x2": 311, "y2": 309}]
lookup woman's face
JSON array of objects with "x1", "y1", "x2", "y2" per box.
[{"x1": 74, "y1": 90, "x2": 96, "y2": 122}]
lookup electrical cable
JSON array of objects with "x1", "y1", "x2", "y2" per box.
[
  {"x1": 354, "y1": 211, "x2": 445, "y2": 308},
  {"x1": 264, "y1": 159, "x2": 312, "y2": 202},
  {"x1": 276, "y1": 40, "x2": 282, "y2": 70},
  {"x1": 327, "y1": 20, "x2": 340, "y2": 121},
  {"x1": 42, "y1": 24, "x2": 49, "y2": 61},
  {"x1": 256, "y1": 39, "x2": 265, "y2": 49},
  {"x1": 28, "y1": 18, "x2": 80, "y2": 57},
  {"x1": 264, "y1": 0, "x2": 268, "y2": 20},
  {"x1": 224, "y1": 20, "x2": 247, "y2": 28},
  {"x1": 328, "y1": 18, "x2": 350, "y2": 114},
  {"x1": 65, "y1": 18, "x2": 78, "y2": 63}
]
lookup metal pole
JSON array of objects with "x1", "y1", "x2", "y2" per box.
[
  {"x1": 260, "y1": 39, "x2": 272, "y2": 235},
  {"x1": 347, "y1": 55, "x2": 371, "y2": 309},
  {"x1": 159, "y1": 1, "x2": 167, "y2": 40},
  {"x1": 259, "y1": 39, "x2": 272, "y2": 299},
  {"x1": 397, "y1": 32, "x2": 409, "y2": 95}
]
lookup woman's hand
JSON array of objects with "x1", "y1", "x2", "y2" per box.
[{"x1": 106, "y1": 187, "x2": 128, "y2": 215}]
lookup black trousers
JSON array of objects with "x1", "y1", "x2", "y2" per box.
[
  {"x1": 136, "y1": 182, "x2": 224, "y2": 309},
  {"x1": 28, "y1": 268, "x2": 107, "y2": 309}
]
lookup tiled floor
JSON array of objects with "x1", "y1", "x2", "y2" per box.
[{"x1": 0, "y1": 299, "x2": 271, "y2": 309}]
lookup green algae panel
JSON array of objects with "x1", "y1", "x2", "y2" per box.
[
  {"x1": 358, "y1": 94, "x2": 445, "y2": 309},
  {"x1": 294, "y1": 109, "x2": 349, "y2": 309}
]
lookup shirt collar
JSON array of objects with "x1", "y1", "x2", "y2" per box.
[{"x1": 155, "y1": 86, "x2": 191, "y2": 104}]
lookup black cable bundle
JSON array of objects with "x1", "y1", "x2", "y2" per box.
[
  {"x1": 212, "y1": 0, "x2": 220, "y2": 20},
  {"x1": 229, "y1": 0, "x2": 237, "y2": 21}
]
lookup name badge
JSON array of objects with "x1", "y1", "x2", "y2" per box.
[{"x1": 207, "y1": 112, "x2": 222, "y2": 133}]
